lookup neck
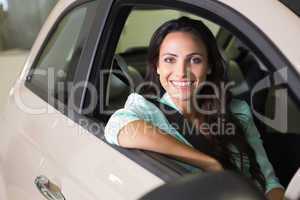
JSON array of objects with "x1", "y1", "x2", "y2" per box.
[{"x1": 171, "y1": 97, "x2": 196, "y2": 116}]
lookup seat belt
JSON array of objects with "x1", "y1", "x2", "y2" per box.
[{"x1": 145, "y1": 97, "x2": 215, "y2": 157}]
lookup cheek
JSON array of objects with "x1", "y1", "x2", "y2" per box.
[
  {"x1": 160, "y1": 71, "x2": 172, "y2": 84},
  {"x1": 191, "y1": 67, "x2": 207, "y2": 80},
  {"x1": 158, "y1": 64, "x2": 172, "y2": 79}
]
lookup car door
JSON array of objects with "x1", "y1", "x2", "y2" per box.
[{"x1": 0, "y1": 0, "x2": 165, "y2": 200}]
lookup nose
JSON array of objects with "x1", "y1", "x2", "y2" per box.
[{"x1": 175, "y1": 60, "x2": 189, "y2": 78}]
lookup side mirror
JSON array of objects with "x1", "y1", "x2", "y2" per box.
[{"x1": 139, "y1": 171, "x2": 266, "y2": 200}]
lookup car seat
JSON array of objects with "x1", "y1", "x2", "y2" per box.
[
  {"x1": 105, "y1": 54, "x2": 144, "y2": 115},
  {"x1": 216, "y1": 29, "x2": 300, "y2": 187},
  {"x1": 263, "y1": 87, "x2": 300, "y2": 187}
]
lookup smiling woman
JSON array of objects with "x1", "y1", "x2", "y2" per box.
[{"x1": 104, "y1": 17, "x2": 284, "y2": 199}]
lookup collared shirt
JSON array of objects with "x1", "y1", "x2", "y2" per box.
[{"x1": 104, "y1": 92, "x2": 283, "y2": 193}]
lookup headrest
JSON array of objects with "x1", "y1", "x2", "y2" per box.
[{"x1": 107, "y1": 55, "x2": 143, "y2": 101}]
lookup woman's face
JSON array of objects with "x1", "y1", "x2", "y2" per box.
[{"x1": 157, "y1": 31, "x2": 209, "y2": 101}]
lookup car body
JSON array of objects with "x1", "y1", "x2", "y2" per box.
[{"x1": 0, "y1": 0, "x2": 299, "y2": 199}]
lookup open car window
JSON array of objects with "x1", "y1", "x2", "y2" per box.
[
  {"x1": 99, "y1": 5, "x2": 300, "y2": 187},
  {"x1": 105, "y1": 9, "x2": 220, "y2": 113}
]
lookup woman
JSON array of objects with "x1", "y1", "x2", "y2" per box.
[{"x1": 105, "y1": 17, "x2": 284, "y2": 199}]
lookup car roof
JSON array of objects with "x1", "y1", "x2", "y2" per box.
[{"x1": 53, "y1": 0, "x2": 300, "y2": 74}]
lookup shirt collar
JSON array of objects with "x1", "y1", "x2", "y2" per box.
[{"x1": 159, "y1": 93, "x2": 182, "y2": 114}]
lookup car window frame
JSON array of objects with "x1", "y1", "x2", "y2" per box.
[
  {"x1": 75, "y1": 0, "x2": 300, "y2": 116},
  {"x1": 76, "y1": 0, "x2": 300, "y2": 181}
]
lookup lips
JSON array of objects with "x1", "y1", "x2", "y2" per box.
[{"x1": 170, "y1": 80, "x2": 195, "y2": 87}]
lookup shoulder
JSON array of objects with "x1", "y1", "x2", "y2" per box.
[
  {"x1": 124, "y1": 93, "x2": 148, "y2": 106},
  {"x1": 125, "y1": 93, "x2": 155, "y2": 109},
  {"x1": 123, "y1": 93, "x2": 162, "y2": 117},
  {"x1": 104, "y1": 93, "x2": 155, "y2": 145}
]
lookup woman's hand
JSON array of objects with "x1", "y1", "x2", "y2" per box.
[
  {"x1": 266, "y1": 188, "x2": 285, "y2": 200},
  {"x1": 203, "y1": 158, "x2": 224, "y2": 172}
]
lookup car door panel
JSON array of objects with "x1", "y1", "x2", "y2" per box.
[
  {"x1": 0, "y1": 84, "x2": 163, "y2": 200},
  {"x1": 0, "y1": 0, "x2": 164, "y2": 199}
]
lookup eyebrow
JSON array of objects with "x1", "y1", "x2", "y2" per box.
[
  {"x1": 188, "y1": 52, "x2": 204, "y2": 57},
  {"x1": 162, "y1": 53, "x2": 178, "y2": 57},
  {"x1": 162, "y1": 52, "x2": 204, "y2": 57}
]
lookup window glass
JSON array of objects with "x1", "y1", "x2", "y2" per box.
[{"x1": 27, "y1": 2, "x2": 94, "y2": 103}]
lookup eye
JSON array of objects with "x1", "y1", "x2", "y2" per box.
[
  {"x1": 190, "y1": 57, "x2": 202, "y2": 64},
  {"x1": 164, "y1": 57, "x2": 176, "y2": 63}
]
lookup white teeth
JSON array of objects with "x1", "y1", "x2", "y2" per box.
[{"x1": 171, "y1": 81, "x2": 193, "y2": 87}]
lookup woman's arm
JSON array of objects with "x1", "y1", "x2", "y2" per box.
[
  {"x1": 118, "y1": 120, "x2": 223, "y2": 172},
  {"x1": 230, "y1": 100, "x2": 284, "y2": 197}
]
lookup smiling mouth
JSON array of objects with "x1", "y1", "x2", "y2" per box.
[{"x1": 170, "y1": 80, "x2": 195, "y2": 87}]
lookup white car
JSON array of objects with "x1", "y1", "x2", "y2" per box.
[{"x1": 0, "y1": 0, "x2": 299, "y2": 199}]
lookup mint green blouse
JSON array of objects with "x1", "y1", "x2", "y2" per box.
[{"x1": 104, "y1": 92, "x2": 283, "y2": 193}]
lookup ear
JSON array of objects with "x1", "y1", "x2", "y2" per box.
[{"x1": 156, "y1": 66, "x2": 160, "y2": 75}]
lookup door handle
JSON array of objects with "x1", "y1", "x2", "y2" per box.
[{"x1": 34, "y1": 175, "x2": 65, "y2": 200}]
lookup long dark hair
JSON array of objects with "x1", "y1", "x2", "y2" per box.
[{"x1": 144, "y1": 17, "x2": 266, "y2": 190}]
